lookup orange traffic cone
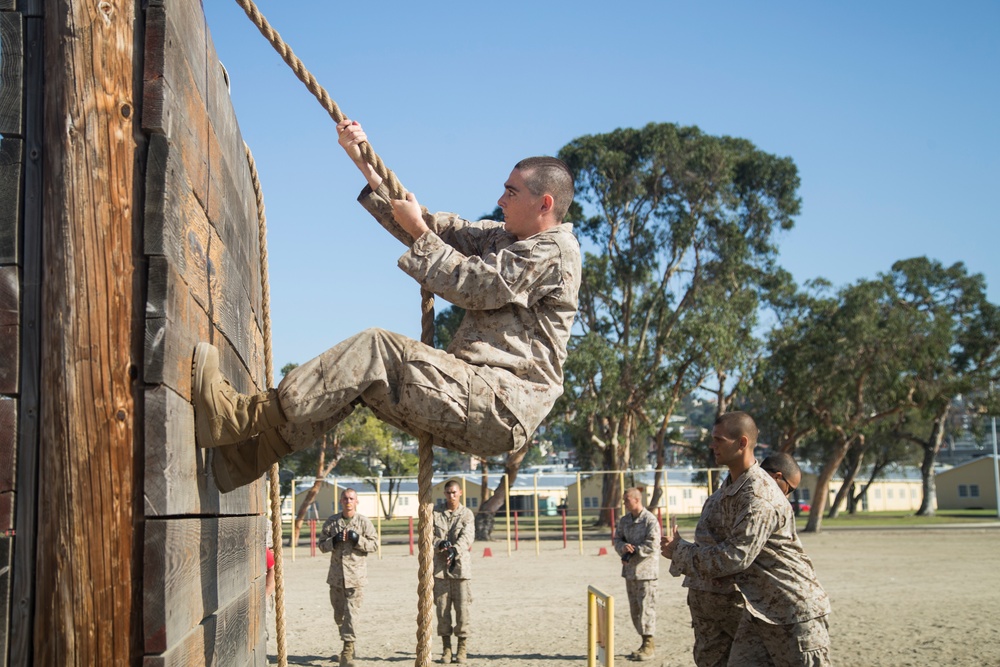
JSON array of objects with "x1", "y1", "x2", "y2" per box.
[
  {"x1": 483, "y1": 547, "x2": 493, "y2": 557},
  {"x1": 598, "y1": 547, "x2": 608, "y2": 556}
]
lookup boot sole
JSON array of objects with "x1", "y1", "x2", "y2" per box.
[{"x1": 192, "y1": 342, "x2": 222, "y2": 449}]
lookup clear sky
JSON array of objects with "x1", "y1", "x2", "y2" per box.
[{"x1": 202, "y1": 1, "x2": 999, "y2": 372}]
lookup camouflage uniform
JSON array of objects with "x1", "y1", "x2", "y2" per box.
[
  {"x1": 613, "y1": 508, "x2": 660, "y2": 636},
  {"x1": 433, "y1": 504, "x2": 476, "y2": 639},
  {"x1": 669, "y1": 463, "x2": 832, "y2": 666},
  {"x1": 677, "y1": 482, "x2": 767, "y2": 667},
  {"x1": 318, "y1": 512, "x2": 379, "y2": 642},
  {"x1": 276, "y1": 183, "x2": 582, "y2": 459}
]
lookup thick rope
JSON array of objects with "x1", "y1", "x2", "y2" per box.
[
  {"x1": 246, "y1": 143, "x2": 288, "y2": 667},
  {"x1": 233, "y1": 0, "x2": 406, "y2": 200},
  {"x1": 232, "y1": 3, "x2": 435, "y2": 663}
]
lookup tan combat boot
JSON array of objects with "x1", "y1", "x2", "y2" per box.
[
  {"x1": 339, "y1": 640, "x2": 355, "y2": 667},
  {"x1": 211, "y1": 428, "x2": 292, "y2": 493},
  {"x1": 192, "y1": 342, "x2": 286, "y2": 448},
  {"x1": 634, "y1": 635, "x2": 654, "y2": 662},
  {"x1": 439, "y1": 636, "x2": 452, "y2": 664},
  {"x1": 455, "y1": 637, "x2": 468, "y2": 664}
]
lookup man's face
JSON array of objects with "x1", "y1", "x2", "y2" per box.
[
  {"x1": 497, "y1": 168, "x2": 544, "y2": 240},
  {"x1": 341, "y1": 491, "x2": 357, "y2": 517},
  {"x1": 710, "y1": 426, "x2": 744, "y2": 468},
  {"x1": 444, "y1": 485, "x2": 462, "y2": 511},
  {"x1": 623, "y1": 491, "x2": 642, "y2": 516}
]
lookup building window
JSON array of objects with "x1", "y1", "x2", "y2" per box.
[
  {"x1": 683, "y1": 489, "x2": 692, "y2": 499},
  {"x1": 887, "y1": 489, "x2": 894, "y2": 500},
  {"x1": 583, "y1": 497, "x2": 591, "y2": 508},
  {"x1": 669, "y1": 496, "x2": 677, "y2": 506},
  {"x1": 468, "y1": 497, "x2": 478, "y2": 508},
  {"x1": 591, "y1": 497, "x2": 599, "y2": 508},
  {"x1": 970, "y1": 485, "x2": 980, "y2": 498},
  {"x1": 874, "y1": 489, "x2": 881, "y2": 499},
  {"x1": 801, "y1": 488, "x2": 810, "y2": 500},
  {"x1": 959, "y1": 485, "x2": 968, "y2": 497},
  {"x1": 912, "y1": 488, "x2": 918, "y2": 498}
]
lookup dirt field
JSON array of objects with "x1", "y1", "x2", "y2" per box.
[{"x1": 265, "y1": 526, "x2": 1000, "y2": 666}]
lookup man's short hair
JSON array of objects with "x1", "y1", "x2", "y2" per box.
[
  {"x1": 340, "y1": 487, "x2": 357, "y2": 500},
  {"x1": 760, "y1": 452, "x2": 801, "y2": 482},
  {"x1": 444, "y1": 479, "x2": 461, "y2": 492},
  {"x1": 514, "y1": 156, "x2": 575, "y2": 222},
  {"x1": 714, "y1": 411, "x2": 759, "y2": 445},
  {"x1": 624, "y1": 487, "x2": 642, "y2": 501}
]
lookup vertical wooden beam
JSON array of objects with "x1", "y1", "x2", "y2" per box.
[
  {"x1": 9, "y1": 12, "x2": 42, "y2": 667},
  {"x1": 30, "y1": 1, "x2": 142, "y2": 664}
]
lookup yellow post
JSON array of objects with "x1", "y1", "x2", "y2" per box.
[
  {"x1": 533, "y1": 473, "x2": 540, "y2": 556},
  {"x1": 707, "y1": 469, "x2": 713, "y2": 497},
  {"x1": 461, "y1": 475, "x2": 467, "y2": 507},
  {"x1": 291, "y1": 477, "x2": 296, "y2": 562},
  {"x1": 587, "y1": 585, "x2": 615, "y2": 667},
  {"x1": 376, "y1": 473, "x2": 383, "y2": 560},
  {"x1": 504, "y1": 474, "x2": 512, "y2": 557},
  {"x1": 576, "y1": 472, "x2": 584, "y2": 555},
  {"x1": 619, "y1": 470, "x2": 626, "y2": 519},
  {"x1": 334, "y1": 479, "x2": 339, "y2": 514}
]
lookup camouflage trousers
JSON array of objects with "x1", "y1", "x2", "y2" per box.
[
  {"x1": 329, "y1": 584, "x2": 364, "y2": 642},
  {"x1": 277, "y1": 328, "x2": 525, "y2": 457},
  {"x1": 625, "y1": 579, "x2": 657, "y2": 636},
  {"x1": 434, "y1": 578, "x2": 472, "y2": 638},
  {"x1": 687, "y1": 588, "x2": 748, "y2": 667},
  {"x1": 730, "y1": 613, "x2": 831, "y2": 667}
]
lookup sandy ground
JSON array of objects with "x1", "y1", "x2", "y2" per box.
[{"x1": 265, "y1": 526, "x2": 1000, "y2": 667}]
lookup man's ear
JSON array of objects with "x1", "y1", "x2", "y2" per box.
[{"x1": 540, "y1": 193, "x2": 554, "y2": 214}]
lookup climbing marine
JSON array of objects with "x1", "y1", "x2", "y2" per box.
[{"x1": 191, "y1": 118, "x2": 581, "y2": 493}]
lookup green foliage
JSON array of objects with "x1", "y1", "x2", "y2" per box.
[{"x1": 556, "y1": 122, "x2": 801, "y2": 486}]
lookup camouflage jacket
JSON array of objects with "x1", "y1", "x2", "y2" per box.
[
  {"x1": 677, "y1": 482, "x2": 740, "y2": 594},
  {"x1": 669, "y1": 463, "x2": 831, "y2": 625},
  {"x1": 433, "y1": 505, "x2": 475, "y2": 580},
  {"x1": 318, "y1": 512, "x2": 378, "y2": 589},
  {"x1": 613, "y1": 508, "x2": 661, "y2": 581},
  {"x1": 359, "y1": 184, "x2": 581, "y2": 436}
]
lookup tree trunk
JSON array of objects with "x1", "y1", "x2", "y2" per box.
[
  {"x1": 830, "y1": 442, "x2": 864, "y2": 519},
  {"x1": 917, "y1": 404, "x2": 950, "y2": 516},
  {"x1": 474, "y1": 447, "x2": 527, "y2": 540},
  {"x1": 293, "y1": 434, "x2": 339, "y2": 544},
  {"x1": 804, "y1": 437, "x2": 854, "y2": 533}
]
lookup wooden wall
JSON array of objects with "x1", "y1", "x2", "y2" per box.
[
  {"x1": 142, "y1": 0, "x2": 268, "y2": 664},
  {"x1": 0, "y1": 0, "x2": 268, "y2": 664}
]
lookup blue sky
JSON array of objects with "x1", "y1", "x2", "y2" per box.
[{"x1": 203, "y1": 1, "x2": 999, "y2": 372}]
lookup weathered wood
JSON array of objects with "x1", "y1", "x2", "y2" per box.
[
  {"x1": 0, "y1": 536, "x2": 11, "y2": 666},
  {"x1": 143, "y1": 0, "x2": 263, "y2": 332},
  {"x1": 0, "y1": 11, "x2": 22, "y2": 135},
  {"x1": 32, "y1": 1, "x2": 141, "y2": 664},
  {"x1": 0, "y1": 397, "x2": 14, "y2": 496},
  {"x1": 143, "y1": 136, "x2": 265, "y2": 389},
  {"x1": 0, "y1": 265, "x2": 18, "y2": 393},
  {"x1": 143, "y1": 516, "x2": 264, "y2": 656},
  {"x1": 0, "y1": 137, "x2": 22, "y2": 264},
  {"x1": 144, "y1": 384, "x2": 264, "y2": 518},
  {"x1": 9, "y1": 15, "x2": 42, "y2": 667}
]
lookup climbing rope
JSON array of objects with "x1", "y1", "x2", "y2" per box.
[
  {"x1": 246, "y1": 143, "x2": 289, "y2": 667},
  {"x1": 233, "y1": 2, "x2": 436, "y2": 664}
]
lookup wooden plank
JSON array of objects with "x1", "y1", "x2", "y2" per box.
[
  {"x1": 144, "y1": 0, "x2": 263, "y2": 337},
  {"x1": 143, "y1": 516, "x2": 262, "y2": 655},
  {"x1": 0, "y1": 12, "x2": 23, "y2": 135},
  {"x1": 0, "y1": 397, "x2": 14, "y2": 494},
  {"x1": 142, "y1": 576, "x2": 264, "y2": 667},
  {"x1": 0, "y1": 136, "x2": 22, "y2": 264},
  {"x1": 0, "y1": 264, "x2": 18, "y2": 393},
  {"x1": 0, "y1": 2, "x2": 15, "y2": 12},
  {"x1": 144, "y1": 137, "x2": 265, "y2": 389},
  {"x1": 0, "y1": 536, "x2": 11, "y2": 666},
  {"x1": 9, "y1": 15, "x2": 42, "y2": 667},
  {"x1": 144, "y1": 384, "x2": 264, "y2": 518}
]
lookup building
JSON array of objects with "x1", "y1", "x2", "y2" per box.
[{"x1": 935, "y1": 456, "x2": 999, "y2": 510}]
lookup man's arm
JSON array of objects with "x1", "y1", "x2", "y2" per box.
[
  {"x1": 354, "y1": 516, "x2": 379, "y2": 555},
  {"x1": 318, "y1": 516, "x2": 340, "y2": 554},
  {"x1": 338, "y1": 120, "x2": 429, "y2": 240},
  {"x1": 453, "y1": 509, "x2": 475, "y2": 553}
]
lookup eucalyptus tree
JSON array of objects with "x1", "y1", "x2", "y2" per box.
[
  {"x1": 558, "y1": 122, "x2": 800, "y2": 514},
  {"x1": 882, "y1": 258, "x2": 1000, "y2": 515}
]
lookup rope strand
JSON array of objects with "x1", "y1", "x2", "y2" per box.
[
  {"x1": 232, "y1": 2, "x2": 436, "y2": 663},
  {"x1": 246, "y1": 142, "x2": 288, "y2": 667}
]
